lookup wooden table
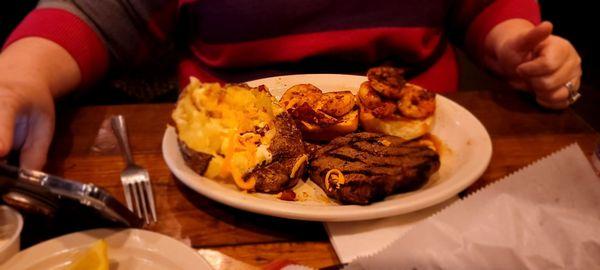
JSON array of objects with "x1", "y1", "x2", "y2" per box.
[{"x1": 22, "y1": 90, "x2": 600, "y2": 268}]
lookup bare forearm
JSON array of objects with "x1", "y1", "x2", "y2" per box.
[{"x1": 0, "y1": 37, "x2": 81, "y2": 97}]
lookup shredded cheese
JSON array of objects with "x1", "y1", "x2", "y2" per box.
[
  {"x1": 220, "y1": 132, "x2": 237, "y2": 178},
  {"x1": 289, "y1": 154, "x2": 308, "y2": 178},
  {"x1": 231, "y1": 168, "x2": 256, "y2": 190},
  {"x1": 324, "y1": 169, "x2": 345, "y2": 191},
  {"x1": 246, "y1": 142, "x2": 257, "y2": 167},
  {"x1": 219, "y1": 131, "x2": 258, "y2": 190},
  {"x1": 239, "y1": 133, "x2": 259, "y2": 166},
  {"x1": 174, "y1": 79, "x2": 285, "y2": 191}
]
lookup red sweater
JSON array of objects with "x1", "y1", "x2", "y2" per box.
[{"x1": 4, "y1": 0, "x2": 540, "y2": 93}]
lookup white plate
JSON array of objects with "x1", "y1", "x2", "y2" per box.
[
  {"x1": 0, "y1": 206, "x2": 23, "y2": 263},
  {"x1": 0, "y1": 229, "x2": 212, "y2": 270},
  {"x1": 162, "y1": 74, "x2": 492, "y2": 222}
]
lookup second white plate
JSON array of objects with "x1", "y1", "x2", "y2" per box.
[
  {"x1": 162, "y1": 74, "x2": 492, "y2": 222},
  {"x1": 0, "y1": 229, "x2": 211, "y2": 270}
]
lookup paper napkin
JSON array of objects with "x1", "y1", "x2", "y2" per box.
[{"x1": 344, "y1": 144, "x2": 600, "y2": 269}]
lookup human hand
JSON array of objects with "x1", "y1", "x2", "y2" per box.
[
  {"x1": 0, "y1": 37, "x2": 82, "y2": 169},
  {"x1": 494, "y1": 21, "x2": 582, "y2": 109},
  {"x1": 0, "y1": 80, "x2": 55, "y2": 170}
]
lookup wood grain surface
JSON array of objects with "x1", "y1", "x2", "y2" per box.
[{"x1": 21, "y1": 90, "x2": 599, "y2": 268}]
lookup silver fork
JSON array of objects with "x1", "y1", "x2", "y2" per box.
[{"x1": 111, "y1": 115, "x2": 157, "y2": 224}]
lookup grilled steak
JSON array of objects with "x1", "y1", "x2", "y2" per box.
[
  {"x1": 309, "y1": 132, "x2": 440, "y2": 204},
  {"x1": 246, "y1": 113, "x2": 307, "y2": 193},
  {"x1": 303, "y1": 141, "x2": 323, "y2": 159}
]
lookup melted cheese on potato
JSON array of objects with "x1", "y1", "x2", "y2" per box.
[{"x1": 172, "y1": 77, "x2": 283, "y2": 186}]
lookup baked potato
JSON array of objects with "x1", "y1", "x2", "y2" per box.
[{"x1": 171, "y1": 78, "x2": 307, "y2": 193}]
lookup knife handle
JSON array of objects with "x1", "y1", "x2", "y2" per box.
[{"x1": 111, "y1": 115, "x2": 134, "y2": 166}]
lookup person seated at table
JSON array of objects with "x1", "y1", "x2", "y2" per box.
[{"x1": 0, "y1": 0, "x2": 582, "y2": 170}]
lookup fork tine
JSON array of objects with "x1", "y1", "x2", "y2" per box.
[
  {"x1": 112, "y1": 115, "x2": 156, "y2": 224},
  {"x1": 130, "y1": 183, "x2": 142, "y2": 218},
  {"x1": 136, "y1": 181, "x2": 150, "y2": 224},
  {"x1": 123, "y1": 184, "x2": 134, "y2": 211},
  {"x1": 143, "y1": 181, "x2": 158, "y2": 222}
]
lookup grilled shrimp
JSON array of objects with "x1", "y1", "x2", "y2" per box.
[
  {"x1": 358, "y1": 82, "x2": 381, "y2": 109},
  {"x1": 367, "y1": 67, "x2": 406, "y2": 99},
  {"x1": 290, "y1": 102, "x2": 340, "y2": 126},
  {"x1": 316, "y1": 91, "x2": 356, "y2": 117},
  {"x1": 280, "y1": 84, "x2": 322, "y2": 109},
  {"x1": 397, "y1": 84, "x2": 436, "y2": 119},
  {"x1": 358, "y1": 82, "x2": 397, "y2": 118}
]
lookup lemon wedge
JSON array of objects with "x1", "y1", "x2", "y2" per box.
[{"x1": 68, "y1": 239, "x2": 109, "y2": 270}]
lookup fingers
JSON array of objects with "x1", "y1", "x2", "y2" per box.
[
  {"x1": 513, "y1": 21, "x2": 553, "y2": 53},
  {"x1": 536, "y1": 86, "x2": 569, "y2": 103},
  {"x1": 536, "y1": 84, "x2": 570, "y2": 102},
  {"x1": 0, "y1": 98, "x2": 18, "y2": 157},
  {"x1": 19, "y1": 111, "x2": 54, "y2": 170},
  {"x1": 516, "y1": 35, "x2": 578, "y2": 78},
  {"x1": 0, "y1": 88, "x2": 54, "y2": 169},
  {"x1": 511, "y1": 31, "x2": 582, "y2": 110},
  {"x1": 0, "y1": 82, "x2": 55, "y2": 169},
  {"x1": 535, "y1": 76, "x2": 581, "y2": 110},
  {"x1": 529, "y1": 56, "x2": 582, "y2": 92},
  {"x1": 516, "y1": 42, "x2": 569, "y2": 77},
  {"x1": 536, "y1": 89, "x2": 570, "y2": 109},
  {"x1": 536, "y1": 97, "x2": 568, "y2": 110}
]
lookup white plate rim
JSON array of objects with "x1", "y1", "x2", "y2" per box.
[
  {"x1": 0, "y1": 228, "x2": 211, "y2": 269},
  {"x1": 0, "y1": 206, "x2": 23, "y2": 262},
  {"x1": 162, "y1": 74, "x2": 492, "y2": 222}
]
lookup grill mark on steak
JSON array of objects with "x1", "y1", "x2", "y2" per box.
[
  {"x1": 328, "y1": 146, "x2": 431, "y2": 166},
  {"x1": 350, "y1": 141, "x2": 425, "y2": 157},
  {"x1": 309, "y1": 132, "x2": 440, "y2": 205}
]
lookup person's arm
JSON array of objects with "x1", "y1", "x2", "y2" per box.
[
  {"x1": 0, "y1": 38, "x2": 80, "y2": 169},
  {"x1": 1, "y1": 37, "x2": 81, "y2": 98},
  {"x1": 0, "y1": 0, "x2": 178, "y2": 169}
]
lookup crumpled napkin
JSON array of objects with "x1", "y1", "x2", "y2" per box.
[
  {"x1": 345, "y1": 143, "x2": 600, "y2": 270},
  {"x1": 326, "y1": 197, "x2": 456, "y2": 263}
]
